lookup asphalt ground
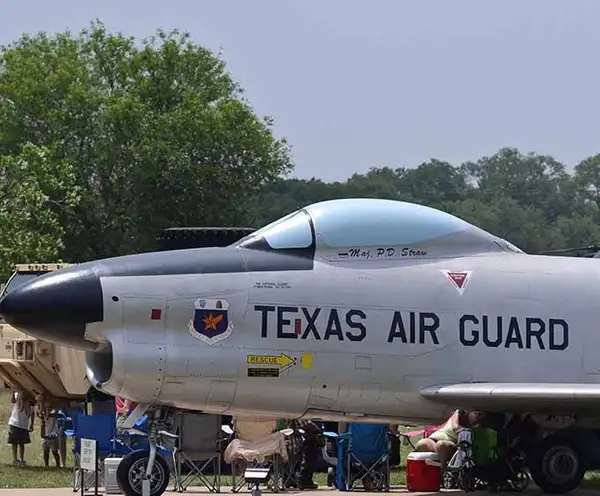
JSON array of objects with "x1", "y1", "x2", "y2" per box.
[{"x1": 0, "y1": 487, "x2": 597, "y2": 495}]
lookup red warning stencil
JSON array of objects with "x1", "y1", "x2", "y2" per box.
[{"x1": 442, "y1": 270, "x2": 473, "y2": 295}]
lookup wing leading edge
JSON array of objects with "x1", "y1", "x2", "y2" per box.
[{"x1": 421, "y1": 383, "x2": 600, "y2": 413}]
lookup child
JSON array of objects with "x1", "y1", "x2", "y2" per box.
[
  {"x1": 57, "y1": 409, "x2": 68, "y2": 468},
  {"x1": 7, "y1": 389, "x2": 34, "y2": 466},
  {"x1": 37, "y1": 396, "x2": 62, "y2": 468}
]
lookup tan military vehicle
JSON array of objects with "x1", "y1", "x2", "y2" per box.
[{"x1": 0, "y1": 263, "x2": 89, "y2": 403}]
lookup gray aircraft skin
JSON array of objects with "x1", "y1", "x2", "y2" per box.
[{"x1": 1, "y1": 198, "x2": 599, "y2": 426}]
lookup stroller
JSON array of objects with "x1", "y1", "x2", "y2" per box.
[{"x1": 442, "y1": 426, "x2": 530, "y2": 492}]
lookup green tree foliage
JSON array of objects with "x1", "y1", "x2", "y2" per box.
[
  {"x1": 1, "y1": 23, "x2": 600, "y2": 270},
  {"x1": 253, "y1": 148, "x2": 600, "y2": 254},
  {"x1": 0, "y1": 144, "x2": 80, "y2": 273},
  {"x1": 0, "y1": 21, "x2": 291, "y2": 266}
]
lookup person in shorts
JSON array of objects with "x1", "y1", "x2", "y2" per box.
[
  {"x1": 7, "y1": 389, "x2": 34, "y2": 466},
  {"x1": 37, "y1": 395, "x2": 62, "y2": 468},
  {"x1": 57, "y1": 409, "x2": 68, "y2": 467},
  {"x1": 415, "y1": 409, "x2": 485, "y2": 466}
]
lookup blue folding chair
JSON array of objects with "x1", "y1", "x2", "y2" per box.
[
  {"x1": 67, "y1": 412, "x2": 132, "y2": 492},
  {"x1": 325, "y1": 423, "x2": 391, "y2": 492},
  {"x1": 113, "y1": 414, "x2": 152, "y2": 452}
]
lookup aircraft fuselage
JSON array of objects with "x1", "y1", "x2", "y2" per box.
[
  {"x1": 85, "y1": 250, "x2": 599, "y2": 424},
  {"x1": 3, "y1": 198, "x2": 600, "y2": 427}
]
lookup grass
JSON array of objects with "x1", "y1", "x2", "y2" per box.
[
  {"x1": 0, "y1": 389, "x2": 598, "y2": 490},
  {"x1": 0, "y1": 390, "x2": 72, "y2": 488}
]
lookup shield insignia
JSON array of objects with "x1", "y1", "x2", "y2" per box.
[{"x1": 188, "y1": 298, "x2": 234, "y2": 345}]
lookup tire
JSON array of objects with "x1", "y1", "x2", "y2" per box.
[
  {"x1": 529, "y1": 435, "x2": 585, "y2": 494},
  {"x1": 511, "y1": 471, "x2": 531, "y2": 492},
  {"x1": 441, "y1": 470, "x2": 458, "y2": 489},
  {"x1": 116, "y1": 449, "x2": 170, "y2": 496}
]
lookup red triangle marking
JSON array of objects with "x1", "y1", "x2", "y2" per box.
[{"x1": 447, "y1": 271, "x2": 467, "y2": 288}]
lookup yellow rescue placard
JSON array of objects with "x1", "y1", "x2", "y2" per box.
[{"x1": 246, "y1": 353, "x2": 295, "y2": 368}]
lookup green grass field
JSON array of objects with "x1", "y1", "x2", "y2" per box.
[
  {"x1": 0, "y1": 390, "x2": 72, "y2": 488},
  {"x1": 0, "y1": 389, "x2": 600, "y2": 490}
]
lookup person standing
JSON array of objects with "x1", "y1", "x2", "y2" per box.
[
  {"x1": 287, "y1": 419, "x2": 324, "y2": 490},
  {"x1": 57, "y1": 409, "x2": 68, "y2": 468},
  {"x1": 7, "y1": 389, "x2": 34, "y2": 466},
  {"x1": 36, "y1": 395, "x2": 62, "y2": 468}
]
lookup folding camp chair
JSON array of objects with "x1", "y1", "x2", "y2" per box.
[
  {"x1": 280, "y1": 429, "x2": 306, "y2": 489},
  {"x1": 172, "y1": 412, "x2": 228, "y2": 493},
  {"x1": 67, "y1": 412, "x2": 131, "y2": 492},
  {"x1": 326, "y1": 423, "x2": 391, "y2": 492},
  {"x1": 225, "y1": 417, "x2": 289, "y2": 493}
]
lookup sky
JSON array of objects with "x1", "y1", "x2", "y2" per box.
[{"x1": 1, "y1": 0, "x2": 599, "y2": 182}]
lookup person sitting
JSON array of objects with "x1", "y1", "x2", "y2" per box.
[
  {"x1": 115, "y1": 396, "x2": 138, "y2": 426},
  {"x1": 415, "y1": 410, "x2": 484, "y2": 466}
]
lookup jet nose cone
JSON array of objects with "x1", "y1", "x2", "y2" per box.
[{"x1": 0, "y1": 266, "x2": 104, "y2": 349}]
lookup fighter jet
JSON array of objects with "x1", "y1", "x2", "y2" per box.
[{"x1": 1, "y1": 198, "x2": 600, "y2": 494}]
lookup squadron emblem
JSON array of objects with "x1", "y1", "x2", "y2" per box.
[{"x1": 189, "y1": 298, "x2": 234, "y2": 345}]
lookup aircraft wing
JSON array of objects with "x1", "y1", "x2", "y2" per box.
[{"x1": 421, "y1": 383, "x2": 600, "y2": 413}]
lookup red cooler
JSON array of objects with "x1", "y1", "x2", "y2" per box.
[{"x1": 406, "y1": 452, "x2": 441, "y2": 492}]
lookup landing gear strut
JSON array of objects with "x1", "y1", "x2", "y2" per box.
[{"x1": 116, "y1": 407, "x2": 175, "y2": 496}]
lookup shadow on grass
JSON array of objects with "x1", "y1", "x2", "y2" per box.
[
  {"x1": 0, "y1": 463, "x2": 72, "y2": 488},
  {"x1": 0, "y1": 463, "x2": 70, "y2": 472}
]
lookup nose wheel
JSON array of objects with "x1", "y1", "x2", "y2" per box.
[
  {"x1": 116, "y1": 449, "x2": 170, "y2": 496},
  {"x1": 116, "y1": 406, "x2": 176, "y2": 496}
]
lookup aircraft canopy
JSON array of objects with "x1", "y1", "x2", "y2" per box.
[
  {"x1": 236, "y1": 198, "x2": 524, "y2": 254},
  {"x1": 237, "y1": 210, "x2": 313, "y2": 249},
  {"x1": 305, "y1": 198, "x2": 491, "y2": 248}
]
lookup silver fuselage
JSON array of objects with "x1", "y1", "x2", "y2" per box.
[{"x1": 88, "y1": 252, "x2": 599, "y2": 424}]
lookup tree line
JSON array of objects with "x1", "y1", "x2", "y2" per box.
[
  {"x1": 253, "y1": 149, "x2": 600, "y2": 256},
  {"x1": 1, "y1": 22, "x2": 599, "y2": 274}
]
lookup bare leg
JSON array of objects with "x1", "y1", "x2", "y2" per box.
[
  {"x1": 434, "y1": 441, "x2": 457, "y2": 466},
  {"x1": 11, "y1": 444, "x2": 18, "y2": 463},
  {"x1": 59, "y1": 436, "x2": 67, "y2": 467},
  {"x1": 415, "y1": 438, "x2": 436, "y2": 452},
  {"x1": 18, "y1": 444, "x2": 24, "y2": 462},
  {"x1": 415, "y1": 438, "x2": 456, "y2": 466},
  {"x1": 52, "y1": 450, "x2": 61, "y2": 467}
]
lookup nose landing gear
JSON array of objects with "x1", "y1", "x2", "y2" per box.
[
  {"x1": 117, "y1": 449, "x2": 170, "y2": 496},
  {"x1": 116, "y1": 406, "x2": 176, "y2": 496}
]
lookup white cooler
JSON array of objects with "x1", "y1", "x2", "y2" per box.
[{"x1": 104, "y1": 457, "x2": 124, "y2": 494}]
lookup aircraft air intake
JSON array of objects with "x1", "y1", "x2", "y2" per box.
[{"x1": 85, "y1": 342, "x2": 114, "y2": 388}]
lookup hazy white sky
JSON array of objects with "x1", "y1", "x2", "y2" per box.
[{"x1": 1, "y1": 0, "x2": 599, "y2": 181}]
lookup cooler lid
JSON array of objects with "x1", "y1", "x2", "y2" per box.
[{"x1": 407, "y1": 451, "x2": 440, "y2": 461}]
